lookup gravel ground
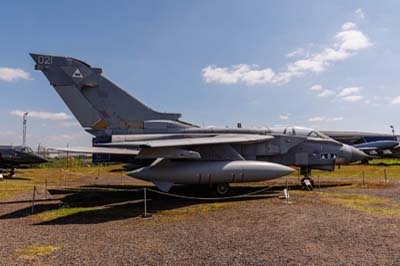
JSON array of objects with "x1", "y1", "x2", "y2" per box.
[{"x1": 1, "y1": 177, "x2": 400, "y2": 266}]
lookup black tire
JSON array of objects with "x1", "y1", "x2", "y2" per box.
[{"x1": 216, "y1": 183, "x2": 230, "y2": 196}]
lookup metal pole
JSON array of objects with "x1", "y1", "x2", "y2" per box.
[
  {"x1": 22, "y1": 112, "x2": 28, "y2": 146},
  {"x1": 143, "y1": 188, "x2": 148, "y2": 218},
  {"x1": 286, "y1": 178, "x2": 289, "y2": 204},
  {"x1": 66, "y1": 144, "x2": 69, "y2": 168},
  {"x1": 384, "y1": 167, "x2": 387, "y2": 183},
  {"x1": 362, "y1": 171, "x2": 365, "y2": 186},
  {"x1": 31, "y1": 186, "x2": 36, "y2": 214},
  {"x1": 318, "y1": 175, "x2": 320, "y2": 192},
  {"x1": 45, "y1": 178, "x2": 48, "y2": 200}
]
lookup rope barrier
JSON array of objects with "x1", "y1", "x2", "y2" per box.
[{"x1": 144, "y1": 185, "x2": 280, "y2": 201}]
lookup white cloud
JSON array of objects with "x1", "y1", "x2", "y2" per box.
[
  {"x1": 318, "y1": 89, "x2": 335, "y2": 98},
  {"x1": 335, "y1": 86, "x2": 366, "y2": 103},
  {"x1": 287, "y1": 48, "x2": 305, "y2": 58},
  {"x1": 341, "y1": 95, "x2": 364, "y2": 102},
  {"x1": 0, "y1": 68, "x2": 31, "y2": 82},
  {"x1": 310, "y1": 84, "x2": 334, "y2": 98},
  {"x1": 308, "y1": 116, "x2": 344, "y2": 123},
  {"x1": 336, "y1": 26, "x2": 371, "y2": 51},
  {"x1": 279, "y1": 115, "x2": 289, "y2": 120},
  {"x1": 391, "y1": 96, "x2": 400, "y2": 104},
  {"x1": 10, "y1": 110, "x2": 71, "y2": 120},
  {"x1": 202, "y1": 22, "x2": 371, "y2": 86},
  {"x1": 341, "y1": 22, "x2": 357, "y2": 31},
  {"x1": 355, "y1": 8, "x2": 365, "y2": 19},
  {"x1": 310, "y1": 84, "x2": 323, "y2": 91},
  {"x1": 202, "y1": 64, "x2": 277, "y2": 85},
  {"x1": 337, "y1": 86, "x2": 361, "y2": 97}
]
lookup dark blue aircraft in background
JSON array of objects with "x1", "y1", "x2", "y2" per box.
[{"x1": 322, "y1": 131, "x2": 399, "y2": 159}]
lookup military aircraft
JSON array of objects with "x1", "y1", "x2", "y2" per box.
[
  {"x1": 322, "y1": 130, "x2": 400, "y2": 159},
  {"x1": 0, "y1": 145, "x2": 48, "y2": 177},
  {"x1": 30, "y1": 53, "x2": 367, "y2": 194}
]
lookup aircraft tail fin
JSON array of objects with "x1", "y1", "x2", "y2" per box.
[{"x1": 30, "y1": 53, "x2": 181, "y2": 133}]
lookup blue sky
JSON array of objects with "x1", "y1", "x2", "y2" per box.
[{"x1": 1, "y1": 1, "x2": 400, "y2": 148}]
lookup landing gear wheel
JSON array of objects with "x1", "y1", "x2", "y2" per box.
[
  {"x1": 301, "y1": 177, "x2": 314, "y2": 191},
  {"x1": 216, "y1": 183, "x2": 230, "y2": 196},
  {"x1": 9, "y1": 168, "x2": 15, "y2": 178}
]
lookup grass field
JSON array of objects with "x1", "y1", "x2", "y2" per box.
[
  {"x1": 0, "y1": 163, "x2": 126, "y2": 200},
  {"x1": 1, "y1": 159, "x2": 400, "y2": 201}
]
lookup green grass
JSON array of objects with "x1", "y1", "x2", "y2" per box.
[
  {"x1": 35, "y1": 206, "x2": 101, "y2": 221},
  {"x1": 0, "y1": 164, "x2": 126, "y2": 200},
  {"x1": 15, "y1": 245, "x2": 60, "y2": 259},
  {"x1": 37, "y1": 157, "x2": 93, "y2": 168},
  {"x1": 0, "y1": 190, "x2": 20, "y2": 200},
  {"x1": 320, "y1": 192, "x2": 400, "y2": 216},
  {"x1": 368, "y1": 158, "x2": 400, "y2": 165},
  {"x1": 299, "y1": 163, "x2": 400, "y2": 179}
]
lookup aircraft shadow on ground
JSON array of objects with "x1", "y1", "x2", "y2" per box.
[
  {"x1": 0, "y1": 182, "x2": 351, "y2": 225},
  {"x1": 2, "y1": 176, "x2": 31, "y2": 181}
]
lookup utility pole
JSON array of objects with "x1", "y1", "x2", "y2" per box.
[
  {"x1": 22, "y1": 112, "x2": 29, "y2": 146},
  {"x1": 390, "y1": 125, "x2": 395, "y2": 141}
]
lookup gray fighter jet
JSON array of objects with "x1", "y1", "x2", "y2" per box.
[
  {"x1": 30, "y1": 54, "x2": 367, "y2": 194},
  {"x1": 0, "y1": 145, "x2": 48, "y2": 177}
]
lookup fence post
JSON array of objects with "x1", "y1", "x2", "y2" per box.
[
  {"x1": 362, "y1": 171, "x2": 365, "y2": 186},
  {"x1": 384, "y1": 167, "x2": 388, "y2": 183},
  {"x1": 45, "y1": 178, "x2": 48, "y2": 200},
  {"x1": 142, "y1": 188, "x2": 152, "y2": 218},
  {"x1": 31, "y1": 186, "x2": 36, "y2": 214},
  {"x1": 286, "y1": 178, "x2": 289, "y2": 203},
  {"x1": 59, "y1": 168, "x2": 62, "y2": 187}
]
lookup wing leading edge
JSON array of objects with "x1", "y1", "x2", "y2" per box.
[{"x1": 97, "y1": 134, "x2": 274, "y2": 148}]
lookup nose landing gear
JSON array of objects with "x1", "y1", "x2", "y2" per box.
[
  {"x1": 10, "y1": 168, "x2": 15, "y2": 178},
  {"x1": 300, "y1": 167, "x2": 314, "y2": 191}
]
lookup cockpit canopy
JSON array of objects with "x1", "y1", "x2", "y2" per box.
[
  {"x1": 15, "y1": 146, "x2": 33, "y2": 154},
  {"x1": 282, "y1": 127, "x2": 330, "y2": 139}
]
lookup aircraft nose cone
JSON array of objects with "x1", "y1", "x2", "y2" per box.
[{"x1": 350, "y1": 146, "x2": 368, "y2": 162}]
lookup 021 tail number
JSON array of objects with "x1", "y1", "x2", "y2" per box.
[{"x1": 37, "y1": 55, "x2": 52, "y2": 65}]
